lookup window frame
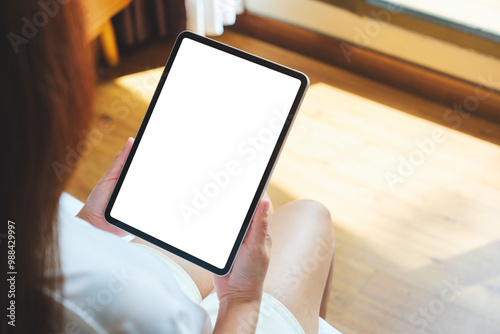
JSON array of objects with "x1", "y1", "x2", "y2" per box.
[{"x1": 314, "y1": 0, "x2": 500, "y2": 59}]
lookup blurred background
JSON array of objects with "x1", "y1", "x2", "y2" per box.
[{"x1": 67, "y1": 0, "x2": 500, "y2": 332}]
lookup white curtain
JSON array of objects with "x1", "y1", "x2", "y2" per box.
[{"x1": 185, "y1": 0, "x2": 245, "y2": 36}]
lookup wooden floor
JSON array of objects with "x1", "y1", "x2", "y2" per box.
[{"x1": 66, "y1": 31, "x2": 500, "y2": 333}]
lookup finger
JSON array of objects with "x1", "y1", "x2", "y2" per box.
[
  {"x1": 261, "y1": 192, "x2": 274, "y2": 215},
  {"x1": 102, "y1": 137, "x2": 134, "y2": 181},
  {"x1": 245, "y1": 200, "x2": 271, "y2": 248}
]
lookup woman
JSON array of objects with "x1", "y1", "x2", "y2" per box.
[{"x1": 1, "y1": 0, "x2": 335, "y2": 333}]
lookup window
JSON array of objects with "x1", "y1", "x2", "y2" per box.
[
  {"x1": 315, "y1": 0, "x2": 500, "y2": 58},
  {"x1": 370, "y1": 0, "x2": 500, "y2": 42}
]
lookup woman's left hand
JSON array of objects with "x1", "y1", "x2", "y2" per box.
[{"x1": 76, "y1": 138, "x2": 134, "y2": 236}]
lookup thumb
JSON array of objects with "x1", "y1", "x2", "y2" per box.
[
  {"x1": 101, "y1": 137, "x2": 134, "y2": 182},
  {"x1": 245, "y1": 200, "x2": 271, "y2": 250}
]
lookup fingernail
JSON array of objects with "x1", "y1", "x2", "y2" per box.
[
  {"x1": 123, "y1": 137, "x2": 132, "y2": 149},
  {"x1": 262, "y1": 201, "x2": 270, "y2": 215}
]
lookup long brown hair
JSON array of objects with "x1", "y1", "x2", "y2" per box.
[{"x1": 1, "y1": 0, "x2": 95, "y2": 332}]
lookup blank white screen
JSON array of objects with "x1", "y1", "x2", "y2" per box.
[{"x1": 111, "y1": 38, "x2": 301, "y2": 269}]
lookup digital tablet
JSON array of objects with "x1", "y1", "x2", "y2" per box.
[{"x1": 105, "y1": 31, "x2": 309, "y2": 276}]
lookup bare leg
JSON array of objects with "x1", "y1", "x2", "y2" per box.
[
  {"x1": 261, "y1": 200, "x2": 335, "y2": 333},
  {"x1": 320, "y1": 253, "x2": 335, "y2": 319}
]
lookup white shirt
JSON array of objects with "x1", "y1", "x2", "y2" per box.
[{"x1": 57, "y1": 198, "x2": 212, "y2": 333}]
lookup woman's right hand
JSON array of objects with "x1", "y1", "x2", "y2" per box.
[{"x1": 212, "y1": 200, "x2": 272, "y2": 332}]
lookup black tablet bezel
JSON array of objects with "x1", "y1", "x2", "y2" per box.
[{"x1": 104, "y1": 31, "x2": 309, "y2": 276}]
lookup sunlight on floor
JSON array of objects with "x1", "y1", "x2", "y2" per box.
[
  {"x1": 114, "y1": 67, "x2": 164, "y2": 105},
  {"x1": 269, "y1": 83, "x2": 500, "y2": 271}
]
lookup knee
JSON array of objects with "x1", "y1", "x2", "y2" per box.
[
  {"x1": 292, "y1": 199, "x2": 331, "y2": 218},
  {"x1": 286, "y1": 199, "x2": 335, "y2": 243}
]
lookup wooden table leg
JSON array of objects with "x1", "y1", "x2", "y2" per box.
[{"x1": 100, "y1": 19, "x2": 120, "y2": 67}]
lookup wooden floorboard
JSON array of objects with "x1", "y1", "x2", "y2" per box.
[{"x1": 66, "y1": 31, "x2": 500, "y2": 333}]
